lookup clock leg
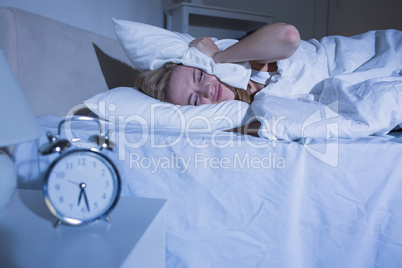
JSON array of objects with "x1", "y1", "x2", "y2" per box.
[
  {"x1": 105, "y1": 216, "x2": 112, "y2": 224},
  {"x1": 53, "y1": 219, "x2": 61, "y2": 228}
]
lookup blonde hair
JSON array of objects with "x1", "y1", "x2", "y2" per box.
[
  {"x1": 136, "y1": 62, "x2": 251, "y2": 104},
  {"x1": 136, "y1": 62, "x2": 177, "y2": 102}
]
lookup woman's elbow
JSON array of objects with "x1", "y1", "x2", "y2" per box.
[
  {"x1": 284, "y1": 24, "x2": 301, "y2": 47},
  {"x1": 283, "y1": 24, "x2": 301, "y2": 56}
]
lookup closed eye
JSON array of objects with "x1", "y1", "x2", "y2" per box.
[
  {"x1": 198, "y1": 70, "x2": 203, "y2": 83},
  {"x1": 194, "y1": 94, "x2": 199, "y2": 106},
  {"x1": 188, "y1": 92, "x2": 199, "y2": 106}
]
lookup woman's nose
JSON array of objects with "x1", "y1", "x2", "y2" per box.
[{"x1": 198, "y1": 84, "x2": 213, "y2": 98}]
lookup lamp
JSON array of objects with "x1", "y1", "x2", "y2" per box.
[{"x1": 0, "y1": 49, "x2": 41, "y2": 210}]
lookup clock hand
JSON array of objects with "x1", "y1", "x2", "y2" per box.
[
  {"x1": 83, "y1": 189, "x2": 90, "y2": 212},
  {"x1": 78, "y1": 183, "x2": 90, "y2": 212},
  {"x1": 78, "y1": 188, "x2": 83, "y2": 206},
  {"x1": 68, "y1": 180, "x2": 79, "y2": 186}
]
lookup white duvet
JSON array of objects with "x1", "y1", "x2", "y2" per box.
[{"x1": 252, "y1": 30, "x2": 402, "y2": 140}]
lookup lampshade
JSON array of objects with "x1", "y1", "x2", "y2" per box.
[{"x1": 0, "y1": 49, "x2": 41, "y2": 146}]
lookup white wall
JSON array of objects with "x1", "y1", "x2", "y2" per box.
[{"x1": 0, "y1": 0, "x2": 165, "y2": 39}]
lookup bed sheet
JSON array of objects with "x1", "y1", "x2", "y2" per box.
[
  {"x1": 13, "y1": 116, "x2": 402, "y2": 267},
  {"x1": 253, "y1": 29, "x2": 402, "y2": 140}
]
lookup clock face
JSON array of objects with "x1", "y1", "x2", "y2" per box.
[{"x1": 43, "y1": 149, "x2": 120, "y2": 225}]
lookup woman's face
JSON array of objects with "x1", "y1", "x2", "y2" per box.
[{"x1": 167, "y1": 65, "x2": 236, "y2": 106}]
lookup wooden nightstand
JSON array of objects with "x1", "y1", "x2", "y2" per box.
[
  {"x1": 165, "y1": 3, "x2": 274, "y2": 38},
  {"x1": 0, "y1": 189, "x2": 167, "y2": 268}
]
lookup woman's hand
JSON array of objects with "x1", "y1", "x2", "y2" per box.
[{"x1": 189, "y1": 37, "x2": 220, "y2": 60}]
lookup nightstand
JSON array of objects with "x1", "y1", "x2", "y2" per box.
[
  {"x1": 165, "y1": 3, "x2": 274, "y2": 38},
  {"x1": 0, "y1": 189, "x2": 167, "y2": 268}
]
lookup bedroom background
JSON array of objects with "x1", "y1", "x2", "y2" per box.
[
  {"x1": 1, "y1": 1, "x2": 401, "y2": 267},
  {"x1": 0, "y1": 0, "x2": 401, "y2": 41}
]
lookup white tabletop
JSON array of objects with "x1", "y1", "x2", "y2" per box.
[{"x1": 0, "y1": 189, "x2": 167, "y2": 268}]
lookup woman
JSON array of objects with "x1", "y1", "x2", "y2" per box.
[{"x1": 136, "y1": 23, "x2": 301, "y2": 106}]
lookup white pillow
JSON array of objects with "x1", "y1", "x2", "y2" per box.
[
  {"x1": 84, "y1": 87, "x2": 253, "y2": 131},
  {"x1": 113, "y1": 19, "x2": 251, "y2": 90}
]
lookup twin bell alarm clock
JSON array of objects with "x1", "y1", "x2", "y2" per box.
[{"x1": 38, "y1": 116, "x2": 121, "y2": 227}]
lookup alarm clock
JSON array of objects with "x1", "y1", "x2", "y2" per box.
[{"x1": 39, "y1": 116, "x2": 120, "y2": 227}]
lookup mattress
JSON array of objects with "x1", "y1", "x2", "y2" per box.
[{"x1": 13, "y1": 115, "x2": 402, "y2": 267}]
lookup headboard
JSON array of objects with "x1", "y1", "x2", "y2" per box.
[{"x1": 0, "y1": 7, "x2": 139, "y2": 117}]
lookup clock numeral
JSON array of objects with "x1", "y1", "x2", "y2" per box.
[
  {"x1": 56, "y1": 172, "x2": 65, "y2": 179},
  {"x1": 81, "y1": 207, "x2": 87, "y2": 214},
  {"x1": 59, "y1": 196, "x2": 64, "y2": 203},
  {"x1": 78, "y1": 158, "x2": 86, "y2": 166},
  {"x1": 54, "y1": 184, "x2": 61, "y2": 191},
  {"x1": 68, "y1": 204, "x2": 73, "y2": 211},
  {"x1": 105, "y1": 181, "x2": 110, "y2": 188},
  {"x1": 102, "y1": 193, "x2": 107, "y2": 200},
  {"x1": 66, "y1": 162, "x2": 73, "y2": 170},
  {"x1": 93, "y1": 161, "x2": 97, "y2": 168},
  {"x1": 93, "y1": 202, "x2": 98, "y2": 210},
  {"x1": 101, "y1": 169, "x2": 105, "y2": 177}
]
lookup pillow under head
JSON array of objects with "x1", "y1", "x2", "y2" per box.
[{"x1": 84, "y1": 87, "x2": 253, "y2": 131}]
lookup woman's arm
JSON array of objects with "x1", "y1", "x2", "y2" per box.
[{"x1": 189, "y1": 23, "x2": 301, "y2": 64}]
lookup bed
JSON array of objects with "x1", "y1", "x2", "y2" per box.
[{"x1": 4, "y1": 7, "x2": 402, "y2": 267}]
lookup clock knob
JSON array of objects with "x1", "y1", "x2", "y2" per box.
[
  {"x1": 89, "y1": 130, "x2": 115, "y2": 151},
  {"x1": 38, "y1": 132, "x2": 71, "y2": 155}
]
